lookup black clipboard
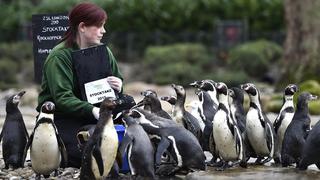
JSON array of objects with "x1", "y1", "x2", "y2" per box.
[{"x1": 71, "y1": 44, "x2": 113, "y2": 103}]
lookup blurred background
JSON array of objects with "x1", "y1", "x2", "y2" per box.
[{"x1": 1, "y1": 0, "x2": 320, "y2": 114}]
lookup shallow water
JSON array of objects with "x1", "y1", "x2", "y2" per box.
[{"x1": 186, "y1": 163, "x2": 320, "y2": 180}]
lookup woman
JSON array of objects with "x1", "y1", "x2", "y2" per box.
[{"x1": 37, "y1": 2, "x2": 132, "y2": 167}]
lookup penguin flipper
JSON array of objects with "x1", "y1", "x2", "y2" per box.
[
  {"x1": 56, "y1": 131, "x2": 68, "y2": 168},
  {"x1": 0, "y1": 129, "x2": 3, "y2": 143},
  {"x1": 265, "y1": 123, "x2": 275, "y2": 157},
  {"x1": 22, "y1": 131, "x2": 34, "y2": 165},
  {"x1": 155, "y1": 137, "x2": 171, "y2": 166},
  {"x1": 92, "y1": 144, "x2": 104, "y2": 176},
  {"x1": 119, "y1": 134, "x2": 133, "y2": 159},
  {"x1": 234, "y1": 126, "x2": 244, "y2": 161},
  {"x1": 273, "y1": 111, "x2": 285, "y2": 133}
]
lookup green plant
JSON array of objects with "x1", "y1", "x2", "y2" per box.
[
  {"x1": 228, "y1": 40, "x2": 283, "y2": 79},
  {"x1": 0, "y1": 58, "x2": 18, "y2": 89},
  {"x1": 143, "y1": 43, "x2": 214, "y2": 86}
]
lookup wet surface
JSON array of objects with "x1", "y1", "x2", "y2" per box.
[{"x1": 186, "y1": 162, "x2": 320, "y2": 180}]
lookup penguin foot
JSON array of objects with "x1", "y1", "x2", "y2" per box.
[
  {"x1": 155, "y1": 164, "x2": 178, "y2": 176},
  {"x1": 207, "y1": 161, "x2": 223, "y2": 167},
  {"x1": 254, "y1": 157, "x2": 264, "y2": 165},
  {"x1": 261, "y1": 157, "x2": 272, "y2": 164},
  {"x1": 215, "y1": 162, "x2": 231, "y2": 171},
  {"x1": 239, "y1": 161, "x2": 247, "y2": 168},
  {"x1": 35, "y1": 174, "x2": 41, "y2": 180}
]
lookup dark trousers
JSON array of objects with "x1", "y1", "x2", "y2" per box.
[{"x1": 54, "y1": 94, "x2": 135, "y2": 168}]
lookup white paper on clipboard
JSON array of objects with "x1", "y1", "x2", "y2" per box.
[{"x1": 84, "y1": 78, "x2": 116, "y2": 104}]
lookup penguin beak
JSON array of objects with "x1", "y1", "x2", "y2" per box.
[
  {"x1": 18, "y1": 91, "x2": 26, "y2": 97},
  {"x1": 189, "y1": 81, "x2": 201, "y2": 88},
  {"x1": 310, "y1": 94, "x2": 318, "y2": 101},
  {"x1": 293, "y1": 85, "x2": 299, "y2": 92},
  {"x1": 160, "y1": 96, "x2": 167, "y2": 101},
  {"x1": 195, "y1": 89, "x2": 201, "y2": 96},
  {"x1": 141, "y1": 91, "x2": 147, "y2": 96},
  {"x1": 132, "y1": 99, "x2": 144, "y2": 109}
]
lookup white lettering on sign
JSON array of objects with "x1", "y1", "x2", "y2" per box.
[
  {"x1": 37, "y1": 35, "x2": 62, "y2": 43},
  {"x1": 42, "y1": 26, "x2": 69, "y2": 33},
  {"x1": 38, "y1": 48, "x2": 52, "y2": 54},
  {"x1": 42, "y1": 15, "x2": 69, "y2": 21}
]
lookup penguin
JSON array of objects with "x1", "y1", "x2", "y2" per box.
[
  {"x1": 119, "y1": 112, "x2": 155, "y2": 178},
  {"x1": 76, "y1": 124, "x2": 121, "y2": 179},
  {"x1": 281, "y1": 92, "x2": 317, "y2": 167},
  {"x1": 171, "y1": 84, "x2": 202, "y2": 142},
  {"x1": 273, "y1": 84, "x2": 299, "y2": 163},
  {"x1": 299, "y1": 119, "x2": 320, "y2": 170},
  {"x1": 135, "y1": 89, "x2": 157, "y2": 112},
  {"x1": 241, "y1": 83, "x2": 276, "y2": 164},
  {"x1": 198, "y1": 79, "x2": 219, "y2": 112},
  {"x1": 128, "y1": 109, "x2": 206, "y2": 175},
  {"x1": 135, "y1": 89, "x2": 172, "y2": 119},
  {"x1": 0, "y1": 91, "x2": 28, "y2": 169},
  {"x1": 212, "y1": 82, "x2": 246, "y2": 170},
  {"x1": 25, "y1": 101, "x2": 67, "y2": 179},
  {"x1": 229, "y1": 87, "x2": 256, "y2": 161},
  {"x1": 228, "y1": 87, "x2": 246, "y2": 132},
  {"x1": 80, "y1": 97, "x2": 119, "y2": 180}
]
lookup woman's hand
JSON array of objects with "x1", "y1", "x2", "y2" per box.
[
  {"x1": 106, "y1": 76, "x2": 122, "y2": 92},
  {"x1": 92, "y1": 107, "x2": 100, "y2": 120}
]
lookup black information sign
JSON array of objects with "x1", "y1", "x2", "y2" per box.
[{"x1": 32, "y1": 13, "x2": 69, "y2": 83}]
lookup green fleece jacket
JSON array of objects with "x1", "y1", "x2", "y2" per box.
[{"x1": 37, "y1": 42, "x2": 123, "y2": 119}]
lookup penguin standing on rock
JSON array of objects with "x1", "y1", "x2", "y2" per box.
[
  {"x1": 212, "y1": 82, "x2": 246, "y2": 170},
  {"x1": 80, "y1": 97, "x2": 119, "y2": 180},
  {"x1": 25, "y1": 101, "x2": 67, "y2": 179},
  {"x1": 281, "y1": 92, "x2": 317, "y2": 167},
  {"x1": 0, "y1": 91, "x2": 28, "y2": 169},
  {"x1": 273, "y1": 84, "x2": 298, "y2": 163},
  {"x1": 241, "y1": 83, "x2": 276, "y2": 164},
  {"x1": 119, "y1": 113, "x2": 155, "y2": 178}
]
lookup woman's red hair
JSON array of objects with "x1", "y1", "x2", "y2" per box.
[{"x1": 61, "y1": 2, "x2": 107, "y2": 48}]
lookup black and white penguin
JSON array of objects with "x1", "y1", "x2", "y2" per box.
[
  {"x1": 212, "y1": 82, "x2": 246, "y2": 170},
  {"x1": 136, "y1": 89, "x2": 157, "y2": 112},
  {"x1": 129, "y1": 109, "x2": 206, "y2": 175},
  {"x1": 228, "y1": 87, "x2": 246, "y2": 132},
  {"x1": 80, "y1": 97, "x2": 119, "y2": 180},
  {"x1": 119, "y1": 113, "x2": 155, "y2": 178},
  {"x1": 25, "y1": 101, "x2": 67, "y2": 179},
  {"x1": 273, "y1": 84, "x2": 298, "y2": 163},
  {"x1": 229, "y1": 87, "x2": 256, "y2": 161},
  {"x1": 171, "y1": 84, "x2": 202, "y2": 142},
  {"x1": 241, "y1": 83, "x2": 276, "y2": 164},
  {"x1": 0, "y1": 91, "x2": 28, "y2": 169},
  {"x1": 136, "y1": 89, "x2": 172, "y2": 119},
  {"x1": 299, "y1": 119, "x2": 320, "y2": 170},
  {"x1": 281, "y1": 92, "x2": 317, "y2": 167},
  {"x1": 198, "y1": 79, "x2": 219, "y2": 113}
]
